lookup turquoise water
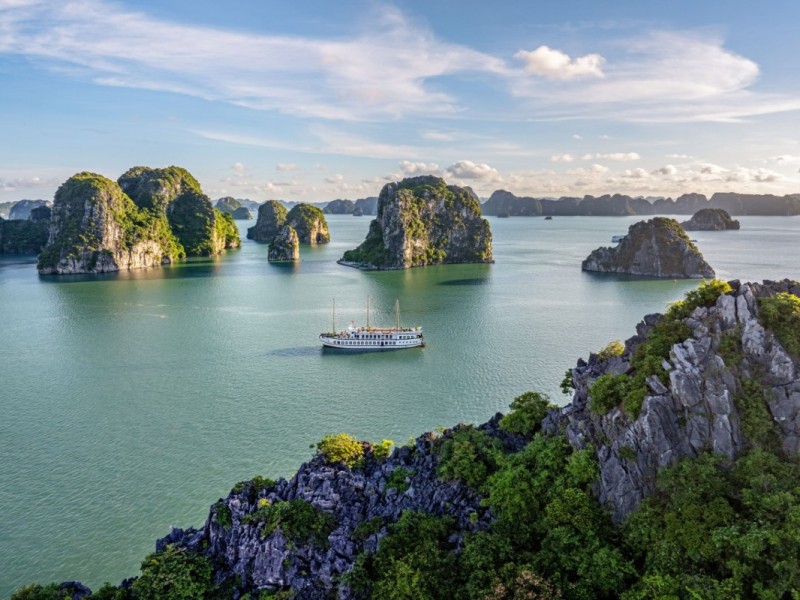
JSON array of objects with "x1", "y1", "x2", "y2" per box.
[{"x1": 0, "y1": 215, "x2": 798, "y2": 596}]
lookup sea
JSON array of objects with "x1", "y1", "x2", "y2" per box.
[{"x1": 0, "y1": 214, "x2": 798, "y2": 596}]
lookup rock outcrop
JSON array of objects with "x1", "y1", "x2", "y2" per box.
[
  {"x1": 0, "y1": 217, "x2": 48, "y2": 253},
  {"x1": 268, "y1": 226, "x2": 300, "y2": 262},
  {"x1": 544, "y1": 279, "x2": 800, "y2": 521},
  {"x1": 340, "y1": 176, "x2": 493, "y2": 270},
  {"x1": 8, "y1": 199, "x2": 51, "y2": 220},
  {"x1": 232, "y1": 207, "x2": 252, "y2": 220},
  {"x1": 286, "y1": 204, "x2": 330, "y2": 244},
  {"x1": 681, "y1": 207, "x2": 740, "y2": 231},
  {"x1": 247, "y1": 200, "x2": 288, "y2": 243},
  {"x1": 353, "y1": 196, "x2": 378, "y2": 216},
  {"x1": 215, "y1": 197, "x2": 241, "y2": 215},
  {"x1": 323, "y1": 199, "x2": 355, "y2": 214},
  {"x1": 582, "y1": 217, "x2": 715, "y2": 278},
  {"x1": 38, "y1": 167, "x2": 239, "y2": 274}
]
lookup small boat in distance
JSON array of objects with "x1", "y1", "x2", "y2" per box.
[
  {"x1": 320, "y1": 298, "x2": 424, "y2": 350},
  {"x1": 611, "y1": 235, "x2": 624, "y2": 243}
]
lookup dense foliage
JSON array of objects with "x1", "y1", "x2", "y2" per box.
[
  {"x1": 759, "y1": 291, "x2": 800, "y2": 356},
  {"x1": 241, "y1": 499, "x2": 335, "y2": 547},
  {"x1": 285, "y1": 203, "x2": 329, "y2": 244},
  {"x1": 316, "y1": 433, "x2": 365, "y2": 468},
  {"x1": 0, "y1": 219, "x2": 48, "y2": 253},
  {"x1": 498, "y1": 391, "x2": 557, "y2": 437},
  {"x1": 437, "y1": 426, "x2": 503, "y2": 491}
]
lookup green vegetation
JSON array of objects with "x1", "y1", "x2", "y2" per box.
[
  {"x1": 0, "y1": 219, "x2": 48, "y2": 254},
  {"x1": 597, "y1": 340, "x2": 625, "y2": 360},
  {"x1": 589, "y1": 280, "x2": 731, "y2": 419},
  {"x1": 118, "y1": 166, "x2": 202, "y2": 212},
  {"x1": 11, "y1": 584, "x2": 70, "y2": 600},
  {"x1": 499, "y1": 391, "x2": 557, "y2": 438},
  {"x1": 735, "y1": 378, "x2": 781, "y2": 453},
  {"x1": 351, "y1": 516, "x2": 385, "y2": 542},
  {"x1": 316, "y1": 433, "x2": 365, "y2": 468},
  {"x1": 242, "y1": 499, "x2": 335, "y2": 547},
  {"x1": 214, "y1": 210, "x2": 240, "y2": 249},
  {"x1": 759, "y1": 291, "x2": 800, "y2": 355},
  {"x1": 132, "y1": 545, "x2": 215, "y2": 599},
  {"x1": 386, "y1": 468, "x2": 415, "y2": 493},
  {"x1": 372, "y1": 439, "x2": 394, "y2": 460},
  {"x1": 342, "y1": 220, "x2": 390, "y2": 265},
  {"x1": 213, "y1": 500, "x2": 232, "y2": 529},
  {"x1": 437, "y1": 426, "x2": 503, "y2": 491},
  {"x1": 560, "y1": 368, "x2": 575, "y2": 395},
  {"x1": 167, "y1": 191, "x2": 219, "y2": 256},
  {"x1": 215, "y1": 197, "x2": 241, "y2": 214},
  {"x1": 232, "y1": 475, "x2": 276, "y2": 496}
]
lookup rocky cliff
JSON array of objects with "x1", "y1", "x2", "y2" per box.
[
  {"x1": 582, "y1": 217, "x2": 715, "y2": 278},
  {"x1": 247, "y1": 200, "x2": 288, "y2": 242},
  {"x1": 268, "y1": 226, "x2": 300, "y2": 262},
  {"x1": 353, "y1": 196, "x2": 378, "y2": 216},
  {"x1": 286, "y1": 204, "x2": 330, "y2": 244},
  {"x1": 215, "y1": 197, "x2": 242, "y2": 215},
  {"x1": 681, "y1": 208, "x2": 740, "y2": 231},
  {"x1": 545, "y1": 279, "x2": 800, "y2": 520},
  {"x1": 38, "y1": 167, "x2": 239, "y2": 274},
  {"x1": 8, "y1": 199, "x2": 51, "y2": 220},
  {"x1": 324, "y1": 199, "x2": 355, "y2": 214},
  {"x1": 232, "y1": 207, "x2": 252, "y2": 220},
  {"x1": 0, "y1": 217, "x2": 49, "y2": 253},
  {"x1": 341, "y1": 176, "x2": 493, "y2": 270}
]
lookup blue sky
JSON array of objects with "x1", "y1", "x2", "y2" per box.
[{"x1": 2, "y1": 0, "x2": 800, "y2": 202}]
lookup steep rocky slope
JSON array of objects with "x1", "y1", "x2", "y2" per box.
[
  {"x1": 268, "y1": 226, "x2": 300, "y2": 261},
  {"x1": 286, "y1": 204, "x2": 330, "y2": 244},
  {"x1": 582, "y1": 217, "x2": 715, "y2": 278},
  {"x1": 247, "y1": 200, "x2": 288, "y2": 243},
  {"x1": 341, "y1": 176, "x2": 492, "y2": 270}
]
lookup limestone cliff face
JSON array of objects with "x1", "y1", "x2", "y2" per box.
[
  {"x1": 268, "y1": 226, "x2": 299, "y2": 261},
  {"x1": 323, "y1": 199, "x2": 355, "y2": 214},
  {"x1": 232, "y1": 207, "x2": 252, "y2": 220},
  {"x1": 582, "y1": 217, "x2": 714, "y2": 278},
  {"x1": 341, "y1": 176, "x2": 493, "y2": 270},
  {"x1": 8, "y1": 199, "x2": 51, "y2": 220},
  {"x1": 681, "y1": 208, "x2": 740, "y2": 231},
  {"x1": 215, "y1": 196, "x2": 241, "y2": 215},
  {"x1": 545, "y1": 279, "x2": 800, "y2": 521},
  {"x1": 286, "y1": 204, "x2": 330, "y2": 244},
  {"x1": 38, "y1": 167, "x2": 240, "y2": 274},
  {"x1": 247, "y1": 200, "x2": 287, "y2": 242}
]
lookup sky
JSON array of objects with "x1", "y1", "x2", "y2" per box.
[{"x1": 1, "y1": 0, "x2": 800, "y2": 203}]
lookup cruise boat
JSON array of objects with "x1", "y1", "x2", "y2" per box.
[{"x1": 320, "y1": 298, "x2": 424, "y2": 350}]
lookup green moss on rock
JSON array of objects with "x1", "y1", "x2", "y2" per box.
[
  {"x1": 0, "y1": 218, "x2": 48, "y2": 254},
  {"x1": 247, "y1": 200, "x2": 288, "y2": 242},
  {"x1": 286, "y1": 203, "x2": 330, "y2": 244}
]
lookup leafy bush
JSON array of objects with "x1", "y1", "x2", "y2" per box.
[
  {"x1": 597, "y1": 340, "x2": 625, "y2": 361},
  {"x1": 589, "y1": 373, "x2": 630, "y2": 415},
  {"x1": 560, "y1": 368, "x2": 575, "y2": 396},
  {"x1": 386, "y1": 467, "x2": 415, "y2": 493},
  {"x1": 666, "y1": 279, "x2": 732, "y2": 320},
  {"x1": 372, "y1": 439, "x2": 394, "y2": 460},
  {"x1": 316, "y1": 433, "x2": 364, "y2": 468},
  {"x1": 213, "y1": 500, "x2": 232, "y2": 529},
  {"x1": 132, "y1": 545, "x2": 215, "y2": 600},
  {"x1": 351, "y1": 516, "x2": 385, "y2": 542},
  {"x1": 499, "y1": 391, "x2": 557, "y2": 437},
  {"x1": 759, "y1": 292, "x2": 800, "y2": 356},
  {"x1": 735, "y1": 378, "x2": 781, "y2": 452},
  {"x1": 437, "y1": 426, "x2": 503, "y2": 491},
  {"x1": 11, "y1": 584, "x2": 70, "y2": 600}
]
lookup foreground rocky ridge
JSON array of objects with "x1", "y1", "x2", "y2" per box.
[
  {"x1": 341, "y1": 176, "x2": 492, "y2": 270},
  {"x1": 546, "y1": 278, "x2": 800, "y2": 519},
  {"x1": 582, "y1": 217, "x2": 715, "y2": 278}
]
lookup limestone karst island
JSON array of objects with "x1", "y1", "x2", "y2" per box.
[{"x1": 4, "y1": 2, "x2": 800, "y2": 600}]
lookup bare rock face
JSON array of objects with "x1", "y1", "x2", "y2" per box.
[
  {"x1": 544, "y1": 279, "x2": 800, "y2": 521},
  {"x1": 286, "y1": 203, "x2": 330, "y2": 244},
  {"x1": 340, "y1": 176, "x2": 493, "y2": 269},
  {"x1": 247, "y1": 200, "x2": 288, "y2": 243},
  {"x1": 9, "y1": 199, "x2": 51, "y2": 220},
  {"x1": 681, "y1": 208, "x2": 741, "y2": 231},
  {"x1": 232, "y1": 207, "x2": 252, "y2": 220},
  {"x1": 268, "y1": 226, "x2": 300, "y2": 262},
  {"x1": 582, "y1": 217, "x2": 714, "y2": 278}
]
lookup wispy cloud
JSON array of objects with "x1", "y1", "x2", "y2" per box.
[
  {"x1": 515, "y1": 45, "x2": 604, "y2": 80},
  {"x1": 0, "y1": 0, "x2": 506, "y2": 121},
  {"x1": 581, "y1": 152, "x2": 640, "y2": 161}
]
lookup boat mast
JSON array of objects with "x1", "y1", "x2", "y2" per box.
[
  {"x1": 366, "y1": 296, "x2": 371, "y2": 329},
  {"x1": 332, "y1": 298, "x2": 336, "y2": 334},
  {"x1": 395, "y1": 299, "x2": 400, "y2": 330}
]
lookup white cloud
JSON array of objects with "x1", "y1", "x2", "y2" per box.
[
  {"x1": 620, "y1": 168, "x2": 650, "y2": 179},
  {"x1": 572, "y1": 134, "x2": 583, "y2": 140},
  {"x1": 589, "y1": 164, "x2": 609, "y2": 174},
  {"x1": 399, "y1": 161, "x2": 440, "y2": 175},
  {"x1": 665, "y1": 153, "x2": 694, "y2": 159},
  {"x1": 550, "y1": 153, "x2": 575, "y2": 163},
  {"x1": 0, "y1": 175, "x2": 60, "y2": 192},
  {"x1": 768, "y1": 155, "x2": 800, "y2": 165},
  {"x1": 230, "y1": 162, "x2": 248, "y2": 177},
  {"x1": 652, "y1": 165, "x2": 677, "y2": 175},
  {"x1": 581, "y1": 152, "x2": 640, "y2": 161},
  {"x1": 420, "y1": 131, "x2": 455, "y2": 142},
  {"x1": 445, "y1": 160, "x2": 499, "y2": 181},
  {"x1": 515, "y1": 45, "x2": 605, "y2": 80},
  {"x1": 325, "y1": 174, "x2": 344, "y2": 184},
  {"x1": 276, "y1": 163, "x2": 299, "y2": 172},
  {"x1": 0, "y1": 1, "x2": 506, "y2": 121}
]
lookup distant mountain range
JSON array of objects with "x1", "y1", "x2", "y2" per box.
[{"x1": 482, "y1": 191, "x2": 800, "y2": 217}]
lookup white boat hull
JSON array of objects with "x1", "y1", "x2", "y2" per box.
[{"x1": 319, "y1": 333, "x2": 424, "y2": 351}]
